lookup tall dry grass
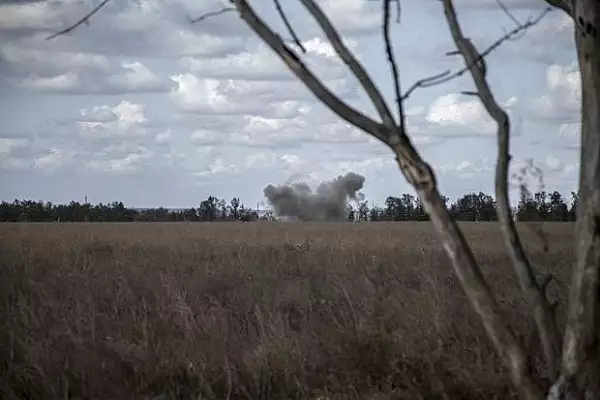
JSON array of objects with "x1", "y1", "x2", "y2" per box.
[{"x1": 0, "y1": 222, "x2": 575, "y2": 399}]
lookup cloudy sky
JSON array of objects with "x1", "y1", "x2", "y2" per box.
[{"x1": 0, "y1": 0, "x2": 580, "y2": 208}]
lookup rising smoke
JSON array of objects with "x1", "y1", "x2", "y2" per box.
[{"x1": 263, "y1": 172, "x2": 366, "y2": 221}]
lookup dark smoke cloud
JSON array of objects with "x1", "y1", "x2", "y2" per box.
[{"x1": 263, "y1": 172, "x2": 366, "y2": 221}]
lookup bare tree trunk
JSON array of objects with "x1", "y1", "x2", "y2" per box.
[
  {"x1": 441, "y1": 0, "x2": 562, "y2": 381},
  {"x1": 545, "y1": 1, "x2": 600, "y2": 398},
  {"x1": 559, "y1": 1, "x2": 600, "y2": 397}
]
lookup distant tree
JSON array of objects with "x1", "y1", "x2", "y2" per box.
[
  {"x1": 384, "y1": 196, "x2": 402, "y2": 221},
  {"x1": 198, "y1": 196, "x2": 218, "y2": 221},
  {"x1": 357, "y1": 200, "x2": 370, "y2": 221},
  {"x1": 534, "y1": 191, "x2": 550, "y2": 219},
  {"x1": 517, "y1": 192, "x2": 541, "y2": 222},
  {"x1": 369, "y1": 206, "x2": 383, "y2": 221},
  {"x1": 451, "y1": 192, "x2": 496, "y2": 221},
  {"x1": 182, "y1": 208, "x2": 197, "y2": 221},
  {"x1": 230, "y1": 197, "x2": 241, "y2": 220},
  {"x1": 548, "y1": 191, "x2": 569, "y2": 221}
]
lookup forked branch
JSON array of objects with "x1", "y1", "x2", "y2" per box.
[
  {"x1": 441, "y1": 0, "x2": 561, "y2": 381},
  {"x1": 298, "y1": 0, "x2": 396, "y2": 129},
  {"x1": 402, "y1": 6, "x2": 551, "y2": 101},
  {"x1": 230, "y1": 1, "x2": 544, "y2": 398},
  {"x1": 46, "y1": 0, "x2": 112, "y2": 40},
  {"x1": 48, "y1": 0, "x2": 559, "y2": 398}
]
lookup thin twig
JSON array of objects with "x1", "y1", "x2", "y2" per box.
[
  {"x1": 273, "y1": 0, "x2": 306, "y2": 53},
  {"x1": 402, "y1": 71, "x2": 452, "y2": 101},
  {"x1": 494, "y1": 0, "x2": 521, "y2": 27},
  {"x1": 493, "y1": 0, "x2": 529, "y2": 42},
  {"x1": 188, "y1": 7, "x2": 234, "y2": 24},
  {"x1": 383, "y1": 0, "x2": 403, "y2": 131},
  {"x1": 46, "y1": 0, "x2": 112, "y2": 40},
  {"x1": 299, "y1": 0, "x2": 397, "y2": 131},
  {"x1": 401, "y1": 6, "x2": 551, "y2": 100}
]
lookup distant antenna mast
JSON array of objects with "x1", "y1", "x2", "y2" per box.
[{"x1": 84, "y1": 194, "x2": 88, "y2": 204}]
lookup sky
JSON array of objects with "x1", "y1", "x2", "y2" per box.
[{"x1": 0, "y1": 0, "x2": 581, "y2": 209}]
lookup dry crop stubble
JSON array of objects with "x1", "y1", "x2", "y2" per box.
[{"x1": 0, "y1": 222, "x2": 574, "y2": 399}]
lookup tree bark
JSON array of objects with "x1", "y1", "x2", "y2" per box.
[
  {"x1": 561, "y1": 0, "x2": 600, "y2": 397},
  {"x1": 441, "y1": 0, "x2": 562, "y2": 380}
]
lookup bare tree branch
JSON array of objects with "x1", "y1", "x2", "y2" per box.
[
  {"x1": 46, "y1": 0, "x2": 595, "y2": 396},
  {"x1": 228, "y1": 1, "x2": 546, "y2": 398},
  {"x1": 383, "y1": 0, "x2": 404, "y2": 131},
  {"x1": 401, "y1": 70, "x2": 452, "y2": 100},
  {"x1": 394, "y1": 0, "x2": 401, "y2": 23},
  {"x1": 298, "y1": 0, "x2": 397, "y2": 130},
  {"x1": 543, "y1": 0, "x2": 574, "y2": 17},
  {"x1": 188, "y1": 7, "x2": 234, "y2": 24},
  {"x1": 494, "y1": 0, "x2": 521, "y2": 27},
  {"x1": 273, "y1": 0, "x2": 306, "y2": 53},
  {"x1": 441, "y1": 0, "x2": 561, "y2": 383},
  {"x1": 402, "y1": 6, "x2": 551, "y2": 99},
  {"x1": 228, "y1": 0, "x2": 390, "y2": 144},
  {"x1": 46, "y1": 0, "x2": 112, "y2": 40}
]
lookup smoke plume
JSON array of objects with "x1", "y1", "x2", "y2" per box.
[{"x1": 263, "y1": 172, "x2": 366, "y2": 221}]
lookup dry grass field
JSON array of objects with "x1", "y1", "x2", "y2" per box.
[{"x1": 0, "y1": 221, "x2": 576, "y2": 400}]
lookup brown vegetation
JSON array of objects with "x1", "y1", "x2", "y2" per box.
[{"x1": 0, "y1": 222, "x2": 575, "y2": 399}]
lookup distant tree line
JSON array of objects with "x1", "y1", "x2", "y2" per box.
[
  {"x1": 0, "y1": 196, "x2": 262, "y2": 222},
  {"x1": 0, "y1": 190, "x2": 578, "y2": 223},
  {"x1": 355, "y1": 190, "x2": 578, "y2": 222}
]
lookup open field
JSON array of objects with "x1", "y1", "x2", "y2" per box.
[{"x1": 0, "y1": 222, "x2": 576, "y2": 399}]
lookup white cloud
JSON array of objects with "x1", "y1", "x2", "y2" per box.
[
  {"x1": 557, "y1": 123, "x2": 580, "y2": 150},
  {"x1": 544, "y1": 153, "x2": 563, "y2": 172},
  {"x1": 84, "y1": 144, "x2": 153, "y2": 174},
  {"x1": 190, "y1": 129, "x2": 223, "y2": 146},
  {"x1": 0, "y1": 0, "x2": 69, "y2": 30},
  {"x1": 0, "y1": 44, "x2": 111, "y2": 72},
  {"x1": 438, "y1": 158, "x2": 494, "y2": 179},
  {"x1": 181, "y1": 37, "x2": 351, "y2": 82},
  {"x1": 18, "y1": 72, "x2": 79, "y2": 92},
  {"x1": 427, "y1": 93, "x2": 496, "y2": 135},
  {"x1": 0, "y1": 138, "x2": 34, "y2": 172},
  {"x1": 170, "y1": 72, "x2": 357, "y2": 115},
  {"x1": 0, "y1": 138, "x2": 31, "y2": 156},
  {"x1": 405, "y1": 93, "x2": 522, "y2": 138},
  {"x1": 154, "y1": 129, "x2": 172, "y2": 145},
  {"x1": 76, "y1": 101, "x2": 150, "y2": 140},
  {"x1": 0, "y1": 0, "x2": 247, "y2": 58},
  {"x1": 1, "y1": 42, "x2": 174, "y2": 94},
  {"x1": 529, "y1": 62, "x2": 580, "y2": 122},
  {"x1": 105, "y1": 61, "x2": 172, "y2": 93},
  {"x1": 170, "y1": 74, "x2": 257, "y2": 115},
  {"x1": 517, "y1": 12, "x2": 575, "y2": 62},
  {"x1": 34, "y1": 147, "x2": 71, "y2": 173},
  {"x1": 193, "y1": 157, "x2": 240, "y2": 181},
  {"x1": 317, "y1": 0, "x2": 382, "y2": 35}
]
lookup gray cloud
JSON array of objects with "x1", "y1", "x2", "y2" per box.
[
  {"x1": 0, "y1": 45, "x2": 176, "y2": 94},
  {"x1": 263, "y1": 172, "x2": 365, "y2": 221}
]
